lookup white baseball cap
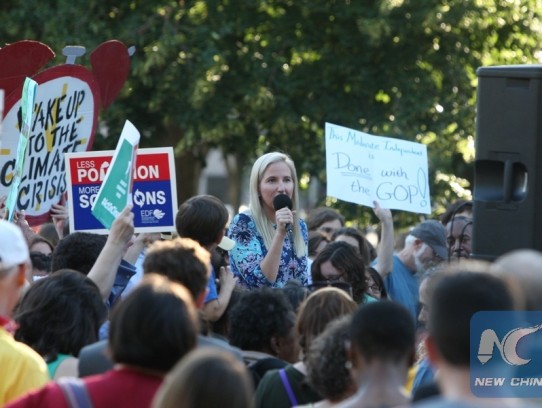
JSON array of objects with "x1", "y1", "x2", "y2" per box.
[
  {"x1": 218, "y1": 236, "x2": 236, "y2": 251},
  {"x1": 0, "y1": 220, "x2": 30, "y2": 271}
]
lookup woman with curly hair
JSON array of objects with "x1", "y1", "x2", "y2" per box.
[
  {"x1": 228, "y1": 287, "x2": 297, "y2": 387},
  {"x1": 297, "y1": 316, "x2": 355, "y2": 408}
]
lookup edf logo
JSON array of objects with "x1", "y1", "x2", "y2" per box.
[{"x1": 477, "y1": 324, "x2": 542, "y2": 366}]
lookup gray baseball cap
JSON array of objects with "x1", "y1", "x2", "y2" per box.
[{"x1": 410, "y1": 220, "x2": 448, "y2": 259}]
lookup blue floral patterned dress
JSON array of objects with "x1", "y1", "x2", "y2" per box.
[{"x1": 227, "y1": 212, "x2": 309, "y2": 289}]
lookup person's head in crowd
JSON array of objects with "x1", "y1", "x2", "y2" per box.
[
  {"x1": 441, "y1": 200, "x2": 473, "y2": 261},
  {"x1": 491, "y1": 249, "x2": 542, "y2": 311},
  {"x1": 38, "y1": 222, "x2": 61, "y2": 248},
  {"x1": 51, "y1": 232, "x2": 107, "y2": 274},
  {"x1": 14, "y1": 269, "x2": 107, "y2": 362},
  {"x1": 347, "y1": 301, "x2": 416, "y2": 407},
  {"x1": 306, "y1": 206, "x2": 345, "y2": 239},
  {"x1": 229, "y1": 287, "x2": 297, "y2": 363},
  {"x1": 247, "y1": 151, "x2": 306, "y2": 256},
  {"x1": 0, "y1": 220, "x2": 31, "y2": 315},
  {"x1": 29, "y1": 236, "x2": 54, "y2": 256},
  {"x1": 311, "y1": 241, "x2": 368, "y2": 303},
  {"x1": 109, "y1": 274, "x2": 199, "y2": 373},
  {"x1": 332, "y1": 227, "x2": 372, "y2": 265},
  {"x1": 425, "y1": 263, "x2": 514, "y2": 377},
  {"x1": 175, "y1": 194, "x2": 229, "y2": 250},
  {"x1": 440, "y1": 199, "x2": 473, "y2": 226},
  {"x1": 401, "y1": 220, "x2": 447, "y2": 275},
  {"x1": 152, "y1": 348, "x2": 254, "y2": 408},
  {"x1": 142, "y1": 237, "x2": 211, "y2": 307},
  {"x1": 304, "y1": 316, "x2": 356, "y2": 405},
  {"x1": 365, "y1": 267, "x2": 388, "y2": 300},
  {"x1": 445, "y1": 216, "x2": 472, "y2": 261},
  {"x1": 350, "y1": 300, "x2": 416, "y2": 372},
  {"x1": 331, "y1": 227, "x2": 387, "y2": 299},
  {"x1": 296, "y1": 287, "x2": 357, "y2": 361},
  {"x1": 28, "y1": 251, "x2": 52, "y2": 282},
  {"x1": 280, "y1": 279, "x2": 311, "y2": 312},
  {"x1": 308, "y1": 231, "x2": 330, "y2": 261}
]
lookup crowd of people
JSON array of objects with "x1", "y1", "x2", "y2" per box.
[{"x1": 0, "y1": 150, "x2": 537, "y2": 408}]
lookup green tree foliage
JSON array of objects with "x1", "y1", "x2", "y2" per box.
[{"x1": 1, "y1": 0, "x2": 541, "y2": 228}]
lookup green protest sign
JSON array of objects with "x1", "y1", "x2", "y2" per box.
[
  {"x1": 6, "y1": 77, "x2": 37, "y2": 221},
  {"x1": 91, "y1": 120, "x2": 139, "y2": 229}
]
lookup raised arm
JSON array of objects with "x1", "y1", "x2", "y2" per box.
[
  {"x1": 123, "y1": 232, "x2": 161, "y2": 265},
  {"x1": 50, "y1": 200, "x2": 70, "y2": 240},
  {"x1": 228, "y1": 213, "x2": 281, "y2": 288},
  {"x1": 87, "y1": 205, "x2": 134, "y2": 301},
  {"x1": 12, "y1": 210, "x2": 39, "y2": 246},
  {"x1": 202, "y1": 265, "x2": 238, "y2": 322},
  {"x1": 372, "y1": 201, "x2": 394, "y2": 279},
  {"x1": 259, "y1": 207, "x2": 292, "y2": 283}
]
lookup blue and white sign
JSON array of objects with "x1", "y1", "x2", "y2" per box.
[{"x1": 65, "y1": 147, "x2": 178, "y2": 233}]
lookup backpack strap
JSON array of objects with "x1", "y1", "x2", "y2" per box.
[
  {"x1": 57, "y1": 377, "x2": 94, "y2": 408},
  {"x1": 279, "y1": 368, "x2": 298, "y2": 407}
]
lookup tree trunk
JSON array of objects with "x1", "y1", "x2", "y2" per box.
[
  {"x1": 163, "y1": 125, "x2": 206, "y2": 206},
  {"x1": 224, "y1": 151, "x2": 246, "y2": 214}
]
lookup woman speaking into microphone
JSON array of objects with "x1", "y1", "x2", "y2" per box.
[{"x1": 228, "y1": 152, "x2": 309, "y2": 290}]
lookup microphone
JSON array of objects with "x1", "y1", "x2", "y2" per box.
[{"x1": 273, "y1": 194, "x2": 293, "y2": 233}]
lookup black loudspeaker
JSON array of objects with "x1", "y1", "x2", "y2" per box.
[{"x1": 472, "y1": 65, "x2": 542, "y2": 260}]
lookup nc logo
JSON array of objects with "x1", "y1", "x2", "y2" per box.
[{"x1": 477, "y1": 324, "x2": 542, "y2": 366}]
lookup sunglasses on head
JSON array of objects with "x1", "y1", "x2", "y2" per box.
[{"x1": 308, "y1": 281, "x2": 353, "y2": 298}]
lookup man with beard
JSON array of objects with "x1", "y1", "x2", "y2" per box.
[{"x1": 376, "y1": 220, "x2": 447, "y2": 320}]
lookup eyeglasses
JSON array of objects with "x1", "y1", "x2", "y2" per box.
[
  {"x1": 308, "y1": 281, "x2": 353, "y2": 298},
  {"x1": 322, "y1": 273, "x2": 345, "y2": 284},
  {"x1": 365, "y1": 279, "x2": 381, "y2": 293}
]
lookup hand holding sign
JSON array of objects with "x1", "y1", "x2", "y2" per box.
[{"x1": 108, "y1": 204, "x2": 135, "y2": 253}]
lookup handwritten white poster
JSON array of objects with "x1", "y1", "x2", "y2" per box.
[{"x1": 325, "y1": 122, "x2": 431, "y2": 214}]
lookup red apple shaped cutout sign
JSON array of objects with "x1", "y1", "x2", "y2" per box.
[{"x1": 0, "y1": 64, "x2": 99, "y2": 225}]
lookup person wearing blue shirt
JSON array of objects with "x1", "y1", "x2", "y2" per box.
[
  {"x1": 176, "y1": 195, "x2": 238, "y2": 322},
  {"x1": 376, "y1": 220, "x2": 447, "y2": 320}
]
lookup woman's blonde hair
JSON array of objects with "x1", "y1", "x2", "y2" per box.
[{"x1": 248, "y1": 152, "x2": 307, "y2": 256}]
